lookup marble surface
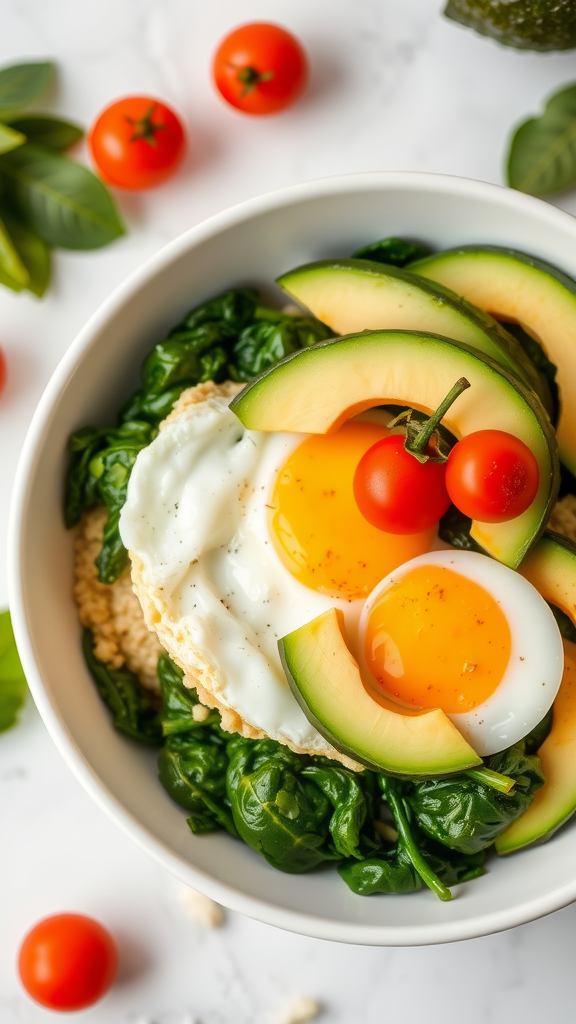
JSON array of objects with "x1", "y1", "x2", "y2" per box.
[{"x1": 2, "y1": 0, "x2": 576, "y2": 1020}]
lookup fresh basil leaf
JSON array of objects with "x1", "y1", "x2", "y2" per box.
[
  {"x1": 508, "y1": 83, "x2": 576, "y2": 196},
  {"x1": 0, "y1": 609, "x2": 27, "y2": 732},
  {"x1": 0, "y1": 211, "x2": 29, "y2": 288},
  {"x1": 0, "y1": 62, "x2": 53, "y2": 117},
  {"x1": 0, "y1": 206, "x2": 50, "y2": 296},
  {"x1": 0, "y1": 143, "x2": 124, "y2": 250},
  {"x1": 0, "y1": 122, "x2": 26, "y2": 155},
  {"x1": 5, "y1": 115, "x2": 83, "y2": 151}
]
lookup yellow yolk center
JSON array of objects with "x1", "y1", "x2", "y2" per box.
[
  {"x1": 269, "y1": 420, "x2": 436, "y2": 600},
  {"x1": 364, "y1": 564, "x2": 512, "y2": 713}
]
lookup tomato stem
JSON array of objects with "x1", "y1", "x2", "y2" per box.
[
  {"x1": 390, "y1": 377, "x2": 470, "y2": 465},
  {"x1": 125, "y1": 103, "x2": 166, "y2": 147},
  {"x1": 236, "y1": 66, "x2": 275, "y2": 96}
]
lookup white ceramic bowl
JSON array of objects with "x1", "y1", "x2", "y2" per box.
[{"x1": 10, "y1": 172, "x2": 576, "y2": 946}]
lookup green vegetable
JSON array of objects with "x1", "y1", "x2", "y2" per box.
[
  {"x1": 0, "y1": 143, "x2": 124, "y2": 250},
  {"x1": 444, "y1": 0, "x2": 576, "y2": 52},
  {"x1": 408, "y1": 746, "x2": 544, "y2": 855},
  {"x1": 339, "y1": 775, "x2": 485, "y2": 898},
  {"x1": 0, "y1": 62, "x2": 53, "y2": 117},
  {"x1": 82, "y1": 629, "x2": 162, "y2": 745},
  {"x1": 500, "y1": 320, "x2": 558, "y2": 425},
  {"x1": 0, "y1": 61, "x2": 123, "y2": 296},
  {"x1": 0, "y1": 609, "x2": 27, "y2": 732},
  {"x1": 351, "y1": 237, "x2": 432, "y2": 267},
  {"x1": 508, "y1": 83, "x2": 576, "y2": 196},
  {"x1": 225, "y1": 736, "x2": 342, "y2": 873},
  {"x1": 157, "y1": 655, "x2": 238, "y2": 836},
  {"x1": 4, "y1": 116, "x2": 83, "y2": 152},
  {"x1": 438, "y1": 504, "x2": 484, "y2": 552},
  {"x1": 230, "y1": 314, "x2": 330, "y2": 381}
]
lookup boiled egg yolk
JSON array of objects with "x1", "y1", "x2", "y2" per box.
[
  {"x1": 269, "y1": 420, "x2": 436, "y2": 600},
  {"x1": 364, "y1": 564, "x2": 511, "y2": 713}
]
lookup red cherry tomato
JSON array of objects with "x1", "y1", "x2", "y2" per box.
[
  {"x1": 213, "y1": 23, "x2": 307, "y2": 115},
  {"x1": 353, "y1": 435, "x2": 451, "y2": 534},
  {"x1": 446, "y1": 429, "x2": 540, "y2": 523},
  {"x1": 89, "y1": 96, "x2": 185, "y2": 189},
  {"x1": 0, "y1": 347, "x2": 6, "y2": 396},
  {"x1": 18, "y1": 913, "x2": 118, "y2": 1011}
]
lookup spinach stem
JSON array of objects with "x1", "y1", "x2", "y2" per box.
[
  {"x1": 385, "y1": 783, "x2": 452, "y2": 902},
  {"x1": 465, "y1": 766, "x2": 516, "y2": 794}
]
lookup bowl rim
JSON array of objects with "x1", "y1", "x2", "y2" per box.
[{"x1": 9, "y1": 169, "x2": 576, "y2": 946}]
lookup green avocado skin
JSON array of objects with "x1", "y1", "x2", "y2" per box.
[{"x1": 444, "y1": 0, "x2": 576, "y2": 51}]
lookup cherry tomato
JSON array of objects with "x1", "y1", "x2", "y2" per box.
[
  {"x1": 18, "y1": 913, "x2": 118, "y2": 1011},
  {"x1": 353, "y1": 435, "x2": 451, "y2": 534},
  {"x1": 446, "y1": 429, "x2": 540, "y2": 523},
  {"x1": 89, "y1": 96, "x2": 185, "y2": 189},
  {"x1": 213, "y1": 23, "x2": 307, "y2": 115},
  {"x1": 0, "y1": 347, "x2": 6, "y2": 396}
]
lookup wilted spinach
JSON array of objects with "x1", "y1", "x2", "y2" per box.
[
  {"x1": 408, "y1": 745, "x2": 544, "y2": 855},
  {"x1": 156, "y1": 654, "x2": 237, "y2": 836},
  {"x1": 351, "y1": 236, "x2": 432, "y2": 267},
  {"x1": 82, "y1": 629, "x2": 162, "y2": 745},
  {"x1": 65, "y1": 287, "x2": 331, "y2": 584}
]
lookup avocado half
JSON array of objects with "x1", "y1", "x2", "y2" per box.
[
  {"x1": 230, "y1": 329, "x2": 558, "y2": 569},
  {"x1": 279, "y1": 607, "x2": 481, "y2": 777},
  {"x1": 277, "y1": 258, "x2": 551, "y2": 414},
  {"x1": 497, "y1": 533, "x2": 576, "y2": 853},
  {"x1": 411, "y1": 246, "x2": 576, "y2": 475},
  {"x1": 444, "y1": 0, "x2": 576, "y2": 52}
]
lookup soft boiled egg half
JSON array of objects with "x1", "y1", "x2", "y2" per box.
[
  {"x1": 120, "y1": 385, "x2": 564, "y2": 766},
  {"x1": 359, "y1": 549, "x2": 564, "y2": 756}
]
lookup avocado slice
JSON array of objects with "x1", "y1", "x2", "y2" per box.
[
  {"x1": 277, "y1": 258, "x2": 550, "y2": 412},
  {"x1": 496, "y1": 532, "x2": 576, "y2": 853},
  {"x1": 278, "y1": 607, "x2": 482, "y2": 776},
  {"x1": 444, "y1": 0, "x2": 576, "y2": 52},
  {"x1": 495, "y1": 639, "x2": 576, "y2": 854},
  {"x1": 411, "y1": 246, "x2": 576, "y2": 474},
  {"x1": 230, "y1": 330, "x2": 559, "y2": 568}
]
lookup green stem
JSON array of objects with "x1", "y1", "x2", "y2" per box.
[
  {"x1": 465, "y1": 766, "x2": 516, "y2": 794},
  {"x1": 385, "y1": 783, "x2": 452, "y2": 902},
  {"x1": 410, "y1": 376, "x2": 470, "y2": 456}
]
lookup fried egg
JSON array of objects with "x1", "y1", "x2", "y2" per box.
[
  {"x1": 119, "y1": 385, "x2": 434, "y2": 760},
  {"x1": 359, "y1": 549, "x2": 564, "y2": 755}
]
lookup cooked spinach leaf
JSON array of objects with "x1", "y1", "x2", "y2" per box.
[
  {"x1": 408, "y1": 746, "x2": 544, "y2": 855},
  {"x1": 82, "y1": 629, "x2": 162, "y2": 745},
  {"x1": 351, "y1": 236, "x2": 432, "y2": 267},
  {"x1": 157, "y1": 654, "x2": 237, "y2": 836},
  {"x1": 225, "y1": 736, "x2": 341, "y2": 873}
]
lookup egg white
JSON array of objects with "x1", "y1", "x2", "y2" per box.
[
  {"x1": 119, "y1": 392, "x2": 366, "y2": 756},
  {"x1": 359, "y1": 549, "x2": 564, "y2": 756}
]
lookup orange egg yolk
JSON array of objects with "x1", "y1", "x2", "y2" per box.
[
  {"x1": 364, "y1": 564, "x2": 511, "y2": 713},
  {"x1": 269, "y1": 420, "x2": 437, "y2": 600}
]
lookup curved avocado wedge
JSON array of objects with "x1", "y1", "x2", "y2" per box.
[
  {"x1": 496, "y1": 639, "x2": 576, "y2": 854},
  {"x1": 277, "y1": 258, "x2": 550, "y2": 412},
  {"x1": 411, "y1": 246, "x2": 576, "y2": 473},
  {"x1": 230, "y1": 330, "x2": 559, "y2": 568},
  {"x1": 278, "y1": 607, "x2": 482, "y2": 776},
  {"x1": 519, "y1": 530, "x2": 576, "y2": 626}
]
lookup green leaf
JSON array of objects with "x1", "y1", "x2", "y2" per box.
[
  {"x1": 0, "y1": 143, "x2": 125, "y2": 250},
  {"x1": 0, "y1": 122, "x2": 26, "y2": 155},
  {"x1": 508, "y1": 83, "x2": 576, "y2": 196},
  {"x1": 5, "y1": 115, "x2": 83, "y2": 151},
  {"x1": 0, "y1": 211, "x2": 30, "y2": 288},
  {"x1": 0, "y1": 609, "x2": 27, "y2": 732},
  {"x1": 0, "y1": 62, "x2": 53, "y2": 117},
  {"x1": 0, "y1": 207, "x2": 50, "y2": 296}
]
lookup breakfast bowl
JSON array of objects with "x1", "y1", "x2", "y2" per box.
[{"x1": 10, "y1": 171, "x2": 576, "y2": 946}]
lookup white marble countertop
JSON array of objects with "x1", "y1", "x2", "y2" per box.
[{"x1": 2, "y1": 1, "x2": 576, "y2": 1020}]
